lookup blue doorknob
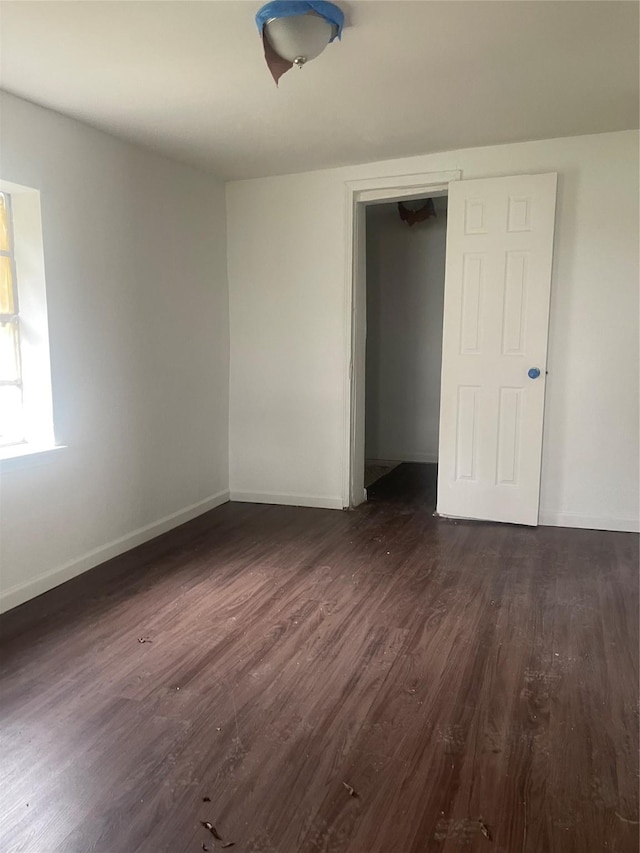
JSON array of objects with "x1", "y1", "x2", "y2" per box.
[{"x1": 528, "y1": 367, "x2": 541, "y2": 379}]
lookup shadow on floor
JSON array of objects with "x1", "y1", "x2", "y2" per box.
[{"x1": 365, "y1": 462, "x2": 438, "y2": 511}]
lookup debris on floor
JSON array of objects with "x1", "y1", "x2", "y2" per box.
[
  {"x1": 202, "y1": 796, "x2": 211, "y2": 802},
  {"x1": 137, "y1": 637, "x2": 152, "y2": 643},
  {"x1": 342, "y1": 782, "x2": 357, "y2": 797},
  {"x1": 615, "y1": 811, "x2": 639, "y2": 824},
  {"x1": 479, "y1": 819, "x2": 492, "y2": 840},
  {"x1": 200, "y1": 816, "x2": 236, "y2": 848},
  {"x1": 200, "y1": 821, "x2": 222, "y2": 840}
]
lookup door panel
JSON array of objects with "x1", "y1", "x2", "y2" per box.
[{"x1": 437, "y1": 173, "x2": 557, "y2": 526}]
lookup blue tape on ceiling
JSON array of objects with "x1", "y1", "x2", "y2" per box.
[{"x1": 255, "y1": 1, "x2": 344, "y2": 40}]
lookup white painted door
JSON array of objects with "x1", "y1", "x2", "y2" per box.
[{"x1": 437, "y1": 173, "x2": 557, "y2": 526}]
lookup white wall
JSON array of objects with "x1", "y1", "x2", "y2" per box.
[
  {"x1": 0, "y1": 93, "x2": 230, "y2": 611},
  {"x1": 365, "y1": 197, "x2": 447, "y2": 464},
  {"x1": 227, "y1": 130, "x2": 639, "y2": 532}
]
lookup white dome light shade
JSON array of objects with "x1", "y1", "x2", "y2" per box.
[
  {"x1": 264, "y1": 13, "x2": 335, "y2": 65},
  {"x1": 256, "y1": 2, "x2": 344, "y2": 83}
]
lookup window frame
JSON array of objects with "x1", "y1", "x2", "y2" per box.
[
  {"x1": 0, "y1": 191, "x2": 26, "y2": 447},
  {"x1": 0, "y1": 179, "x2": 58, "y2": 464}
]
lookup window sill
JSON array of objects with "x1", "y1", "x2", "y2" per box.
[{"x1": 0, "y1": 443, "x2": 67, "y2": 473}]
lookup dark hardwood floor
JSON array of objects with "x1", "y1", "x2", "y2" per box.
[{"x1": 1, "y1": 464, "x2": 638, "y2": 852}]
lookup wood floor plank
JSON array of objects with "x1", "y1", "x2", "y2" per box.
[{"x1": 0, "y1": 464, "x2": 637, "y2": 852}]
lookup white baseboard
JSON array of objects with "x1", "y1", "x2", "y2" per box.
[
  {"x1": 404, "y1": 452, "x2": 438, "y2": 464},
  {"x1": 0, "y1": 489, "x2": 230, "y2": 614},
  {"x1": 538, "y1": 510, "x2": 639, "y2": 534},
  {"x1": 230, "y1": 490, "x2": 344, "y2": 510},
  {"x1": 367, "y1": 453, "x2": 438, "y2": 465}
]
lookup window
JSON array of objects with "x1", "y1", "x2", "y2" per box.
[
  {"x1": 0, "y1": 193, "x2": 24, "y2": 445},
  {"x1": 0, "y1": 181, "x2": 56, "y2": 461}
]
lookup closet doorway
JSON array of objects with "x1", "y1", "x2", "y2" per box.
[
  {"x1": 345, "y1": 171, "x2": 558, "y2": 526},
  {"x1": 364, "y1": 196, "x2": 447, "y2": 498}
]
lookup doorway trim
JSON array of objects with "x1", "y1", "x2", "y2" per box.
[{"x1": 341, "y1": 169, "x2": 462, "y2": 508}]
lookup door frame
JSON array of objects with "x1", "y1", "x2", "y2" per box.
[{"x1": 342, "y1": 170, "x2": 462, "y2": 508}]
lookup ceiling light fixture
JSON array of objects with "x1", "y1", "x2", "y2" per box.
[{"x1": 256, "y1": 0, "x2": 344, "y2": 84}]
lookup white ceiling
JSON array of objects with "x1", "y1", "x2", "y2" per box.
[{"x1": 1, "y1": 1, "x2": 638, "y2": 180}]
